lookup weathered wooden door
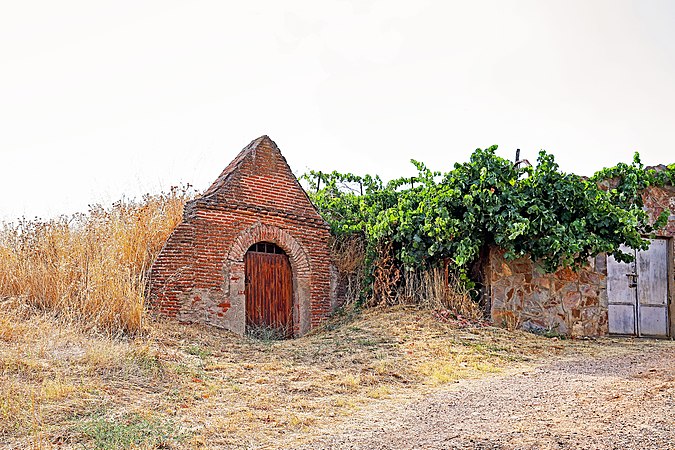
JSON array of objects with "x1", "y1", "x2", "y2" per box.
[
  {"x1": 244, "y1": 242, "x2": 293, "y2": 338},
  {"x1": 607, "y1": 239, "x2": 669, "y2": 337}
]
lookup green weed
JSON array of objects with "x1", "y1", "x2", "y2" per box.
[{"x1": 77, "y1": 413, "x2": 185, "y2": 449}]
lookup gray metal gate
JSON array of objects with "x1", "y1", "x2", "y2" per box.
[{"x1": 607, "y1": 239, "x2": 670, "y2": 337}]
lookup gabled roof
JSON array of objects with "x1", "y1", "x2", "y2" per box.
[
  {"x1": 202, "y1": 135, "x2": 269, "y2": 197},
  {"x1": 195, "y1": 135, "x2": 327, "y2": 225}
]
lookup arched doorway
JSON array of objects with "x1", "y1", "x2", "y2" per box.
[{"x1": 244, "y1": 242, "x2": 293, "y2": 338}]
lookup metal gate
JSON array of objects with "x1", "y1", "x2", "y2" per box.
[
  {"x1": 244, "y1": 242, "x2": 293, "y2": 338},
  {"x1": 607, "y1": 239, "x2": 670, "y2": 337}
]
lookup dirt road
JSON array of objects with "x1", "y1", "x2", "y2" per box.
[{"x1": 298, "y1": 339, "x2": 674, "y2": 450}]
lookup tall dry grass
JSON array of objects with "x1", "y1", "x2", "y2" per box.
[
  {"x1": 396, "y1": 267, "x2": 484, "y2": 320},
  {"x1": 332, "y1": 236, "x2": 483, "y2": 319},
  {"x1": 330, "y1": 235, "x2": 367, "y2": 306},
  {"x1": 0, "y1": 186, "x2": 193, "y2": 335}
]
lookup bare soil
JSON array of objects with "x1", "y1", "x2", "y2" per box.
[{"x1": 297, "y1": 339, "x2": 675, "y2": 450}]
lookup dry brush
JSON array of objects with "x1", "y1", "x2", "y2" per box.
[{"x1": 0, "y1": 187, "x2": 192, "y2": 335}]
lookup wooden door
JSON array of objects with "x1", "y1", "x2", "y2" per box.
[
  {"x1": 607, "y1": 239, "x2": 669, "y2": 337},
  {"x1": 245, "y1": 243, "x2": 293, "y2": 338}
]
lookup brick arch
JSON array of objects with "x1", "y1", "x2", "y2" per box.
[
  {"x1": 227, "y1": 223, "x2": 310, "y2": 273},
  {"x1": 225, "y1": 222, "x2": 312, "y2": 336}
]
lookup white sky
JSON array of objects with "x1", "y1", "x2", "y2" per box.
[{"x1": 1, "y1": 0, "x2": 674, "y2": 221}]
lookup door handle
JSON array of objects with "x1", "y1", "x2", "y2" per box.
[{"x1": 626, "y1": 273, "x2": 638, "y2": 288}]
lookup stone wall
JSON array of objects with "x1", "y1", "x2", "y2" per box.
[
  {"x1": 488, "y1": 249, "x2": 608, "y2": 337},
  {"x1": 489, "y1": 184, "x2": 675, "y2": 338},
  {"x1": 643, "y1": 184, "x2": 675, "y2": 238},
  {"x1": 148, "y1": 136, "x2": 333, "y2": 337}
]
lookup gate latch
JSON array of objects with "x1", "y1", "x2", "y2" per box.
[{"x1": 626, "y1": 273, "x2": 638, "y2": 288}]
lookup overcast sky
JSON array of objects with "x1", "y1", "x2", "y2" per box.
[{"x1": 1, "y1": 0, "x2": 674, "y2": 221}]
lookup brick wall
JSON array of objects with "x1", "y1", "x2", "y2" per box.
[{"x1": 148, "y1": 136, "x2": 333, "y2": 337}]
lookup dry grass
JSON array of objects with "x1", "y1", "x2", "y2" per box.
[
  {"x1": 0, "y1": 298, "x2": 598, "y2": 449},
  {"x1": 332, "y1": 235, "x2": 483, "y2": 320},
  {"x1": 329, "y1": 235, "x2": 367, "y2": 307},
  {"x1": 396, "y1": 267, "x2": 484, "y2": 320},
  {"x1": 0, "y1": 187, "x2": 192, "y2": 335}
]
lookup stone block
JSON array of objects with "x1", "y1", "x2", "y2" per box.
[
  {"x1": 595, "y1": 254, "x2": 607, "y2": 274},
  {"x1": 579, "y1": 270, "x2": 604, "y2": 286},
  {"x1": 581, "y1": 295, "x2": 599, "y2": 308},
  {"x1": 563, "y1": 291, "x2": 581, "y2": 309},
  {"x1": 506, "y1": 287, "x2": 514, "y2": 301},
  {"x1": 555, "y1": 267, "x2": 578, "y2": 282},
  {"x1": 535, "y1": 277, "x2": 551, "y2": 290}
]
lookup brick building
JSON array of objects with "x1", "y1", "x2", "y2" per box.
[{"x1": 148, "y1": 136, "x2": 333, "y2": 337}]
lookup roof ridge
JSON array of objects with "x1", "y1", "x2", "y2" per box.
[
  {"x1": 202, "y1": 135, "x2": 269, "y2": 196},
  {"x1": 192, "y1": 135, "x2": 329, "y2": 227}
]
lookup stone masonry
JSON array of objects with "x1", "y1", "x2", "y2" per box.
[
  {"x1": 489, "y1": 182, "x2": 674, "y2": 337},
  {"x1": 488, "y1": 249, "x2": 608, "y2": 337}
]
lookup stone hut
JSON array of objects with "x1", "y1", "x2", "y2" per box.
[
  {"x1": 148, "y1": 136, "x2": 333, "y2": 337},
  {"x1": 488, "y1": 183, "x2": 675, "y2": 338}
]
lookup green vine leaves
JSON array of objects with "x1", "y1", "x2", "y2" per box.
[{"x1": 302, "y1": 148, "x2": 672, "y2": 285}]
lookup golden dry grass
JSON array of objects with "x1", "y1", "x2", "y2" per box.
[
  {"x1": 0, "y1": 187, "x2": 191, "y2": 335},
  {"x1": 0, "y1": 298, "x2": 598, "y2": 450}
]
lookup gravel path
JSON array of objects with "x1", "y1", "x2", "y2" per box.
[{"x1": 298, "y1": 340, "x2": 674, "y2": 450}]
